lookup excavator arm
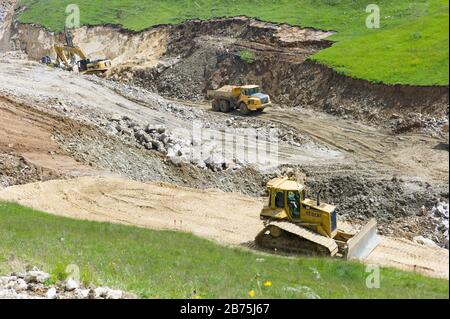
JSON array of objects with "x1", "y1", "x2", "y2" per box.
[{"x1": 54, "y1": 45, "x2": 88, "y2": 71}]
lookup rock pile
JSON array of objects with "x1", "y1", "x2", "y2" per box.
[
  {"x1": 0, "y1": 267, "x2": 134, "y2": 299},
  {"x1": 430, "y1": 201, "x2": 449, "y2": 248},
  {"x1": 106, "y1": 114, "x2": 242, "y2": 171},
  {"x1": 390, "y1": 112, "x2": 449, "y2": 134},
  {"x1": 0, "y1": 154, "x2": 55, "y2": 187}
]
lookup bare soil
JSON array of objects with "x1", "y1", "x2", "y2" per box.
[
  {"x1": 0, "y1": 175, "x2": 447, "y2": 279},
  {"x1": 0, "y1": 56, "x2": 447, "y2": 247},
  {"x1": 0, "y1": 96, "x2": 108, "y2": 186}
]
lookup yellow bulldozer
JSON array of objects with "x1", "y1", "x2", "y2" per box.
[
  {"x1": 207, "y1": 85, "x2": 272, "y2": 115},
  {"x1": 255, "y1": 177, "x2": 379, "y2": 260},
  {"x1": 41, "y1": 28, "x2": 111, "y2": 76}
]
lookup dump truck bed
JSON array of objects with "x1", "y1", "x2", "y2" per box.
[{"x1": 207, "y1": 85, "x2": 239, "y2": 99}]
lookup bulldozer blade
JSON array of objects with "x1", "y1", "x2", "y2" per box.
[{"x1": 346, "y1": 218, "x2": 379, "y2": 260}]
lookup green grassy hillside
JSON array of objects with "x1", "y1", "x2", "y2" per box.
[
  {"x1": 0, "y1": 202, "x2": 448, "y2": 298},
  {"x1": 17, "y1": 0, "x2": 449, "y2": 86}
]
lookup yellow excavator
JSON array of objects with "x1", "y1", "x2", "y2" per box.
[
  {"x1": 256, "y1": 177, "x2": 379, "y2": 260},
  {"x1": 41, "y1": 28, "x2": 111, "y2": 76}
]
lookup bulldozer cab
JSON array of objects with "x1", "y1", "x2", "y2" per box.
[
  {"x1": 258, "y1": 177, "x2": 380, "y2": 260},
  {"x1": 271, "y1": 188, "x2": 304, "y2": 220},
  {"x1": 261, "y1": 177, "x2": 338, "y2": 238},
  {"x1": 262, "y1": 177, "x2": 306, "y2": 221}
]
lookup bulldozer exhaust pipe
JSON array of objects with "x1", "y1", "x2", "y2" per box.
[{"x1": 316, "y1": 188, "x2": 322, "y2": 206}]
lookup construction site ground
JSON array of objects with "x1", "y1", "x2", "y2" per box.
[
  {"x1": 0, "y1": 54, "x2": 448, "y2": 279},
  {"x1": 0, "y1": 0, "x2": 449, "y2": 284}
]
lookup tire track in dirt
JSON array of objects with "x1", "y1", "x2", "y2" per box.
[
  {"x1": 0, "y1": 176, "x2": 447, "y2": 279},
  {"x1": 169, "y1": 97, "x2": 448, "y2": 183}
]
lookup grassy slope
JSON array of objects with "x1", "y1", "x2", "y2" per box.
[
  {"x1": 17, "y1": 0, "x2": 449, "y2": 86},
  {"x1": 0, "y1": 202, "x2": 448, "y2": 299}
]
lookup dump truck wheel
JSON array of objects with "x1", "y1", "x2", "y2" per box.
[
  {"x1": 212, "y1": 100, "x2": 220, "y2": 112},
  {"x1": 220, "y1": 100, "x2": 231, "y2": 113},
  {"x1": 239, "y1": 102, "x2": 250, "y2": 115}
]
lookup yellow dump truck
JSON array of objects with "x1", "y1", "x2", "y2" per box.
[{"x1": 207, "y1": 85, "x2": 272, "y2": 115}]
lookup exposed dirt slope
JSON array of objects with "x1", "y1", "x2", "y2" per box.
[
  {"x1": 0, "y1": 96, "x2": 110, "y2": 186},
  {"x1": 9, "y1": 17, "x2": 448, "y2": 128},
  {"x1": 0, "y1": 0, "x2": 16, "y2": 52},
  {"x1": 0, "y1": 175, "x2": 447, "y2": 279}
]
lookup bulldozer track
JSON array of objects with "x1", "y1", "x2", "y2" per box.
[{"x1": 255, "y1": 221, "x2": 339, "y2": 257}]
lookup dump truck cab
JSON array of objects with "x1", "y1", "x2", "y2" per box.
[
  {"x1": 238, "y1": 85, "x2": 271, "y2": 112},
  {"x1": 260, "y1": 177, "x2": 338, "y2": 238}
]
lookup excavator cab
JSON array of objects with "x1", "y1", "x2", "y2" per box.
[{"x1": 256, "y1": 177, "x2": 379, "y2": 259}]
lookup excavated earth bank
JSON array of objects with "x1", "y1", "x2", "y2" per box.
[{"x1": 9, "y1": 16, "x2": 449, "y2": 129}]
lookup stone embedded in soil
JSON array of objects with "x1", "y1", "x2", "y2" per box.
[
  {"x1": 46, "y1": 287, "x2": 57, "y2": 299},
  {"x1": 413, "y1": 236, "x2": 439, "y2": 248},
  {"x1": 24, "y1": 269, "x2": 50, "y2": 284},
  {"x1": 0, "y1": 268, "x2": 135, "y2": 299},
  {"x1": 64, "y1": 278, "x2": 79, "y2": 291}
]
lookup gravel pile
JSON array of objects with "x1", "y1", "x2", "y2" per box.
[
  {"x1": 0, "y1": 153, "x2": 57, "y2": 187},
  {"x1": 0, "y1": 267, "x2": 135, "y2": 299},
  {"x1": 430, "y1": 201, "x2": 449, "y2": 248}
]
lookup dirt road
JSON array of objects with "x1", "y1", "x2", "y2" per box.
[
  {"x1": 262, "y1": 109, "x2": 449, "y2": 183},
  {"x1": 0, "y1": 57, "x2": 340, "y2": 169},
  {"x1": 0, "y1": 175, "x2": 447, "y2": 279},
  {"x1": 172, "y1": 98, "x2": 449, "y2": 183}
]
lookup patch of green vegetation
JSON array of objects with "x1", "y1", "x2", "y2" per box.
[
  {"x1": 239, "y1": 50, "x2": 256, "y2": 64},
  {"x1": 16, "y1": 0, "x2": 449, "y2": 86},
  {"x1": 0, "y1": 202, "x2": 448, "y2": 298},
  {"x1": 311, "y1": 1, "x2": 449, "y2": 85}
]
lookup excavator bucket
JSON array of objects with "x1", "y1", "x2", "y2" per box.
[{"x1": 345, "y1": 218, "x2": 379, "y2": 260}]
